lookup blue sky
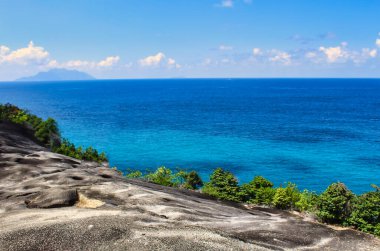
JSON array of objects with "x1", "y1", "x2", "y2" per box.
[{"x1": 0, "y1": 0, "x2": 379, "y2": 80}]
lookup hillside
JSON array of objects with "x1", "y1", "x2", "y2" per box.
[
  {"x1": 0, "y1": 121, "x2": 379, "y2": 250},
  {"x1": 16, "y1": 69, "x2": 94, "y2": 82}
]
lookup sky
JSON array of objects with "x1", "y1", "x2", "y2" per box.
[{"x1": 0, "y1": 0, "x2": 379, "y2": 80}]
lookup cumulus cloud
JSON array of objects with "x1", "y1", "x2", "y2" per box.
[
  {"x1": 58, "y1": 56, "x2": 120, "y2": 69},
  {"x1": 139, "y1": 52, "x2": 166, "y2": 67},
  {"x1": 139, "y1": 52, "x2": 180, "y2": 68},
  {"x1": 319, "y1": 44, "x2": 348, "y2": 63},
  {"x1": 252, "y1": 48, "x2": 262, "y2": 56},
  {"x1": 0, "y1": 41, "x2": 120, "y2": 71},
  {"x1": 0, "y1": 46, "x2": 10, "y2": 56},
  {"x1": 0, "y1": 41, "x2": 49, "y2": 65},
  {"x1": 376, "y1": 38, "x2": 380, "y2": 47},
  {"x1": 269, "y1": 50, "x2": 292, "y2": 65},
  {"x1": 97, "y1": 56, "x2": 120, "y2": 67},
  {"x1": 167, "y1": 58, "x2": 181, "y2": 69}
]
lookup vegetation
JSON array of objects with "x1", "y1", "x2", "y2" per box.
[
  {"x1": 54, "y1": 139, "x2": 107, "y2": 162},
  {"x1": 346, "y1": 185, "x2": 380, "y2": 236},
  {"x1": 0, "y1": 103, "x2": 107, "y2": 162},
  {"x1": 124, "y1": 166, "x2": 380, "y2": 237},
  {"x1": 2, "y1": 103, "x2": 379, "y2": 237},
  {"x1": 202, "y1": 168, "x2": 242, "y2": 202},
  {"x1": 125, "y1": 166, "x2": 204, "y2": 190},
  {"x1": 316, "y1": 182, "x2": 354, "y2": 224}
]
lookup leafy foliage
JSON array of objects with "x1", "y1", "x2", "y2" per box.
[
  {"x1": 273, "y1": 182, "x2": 300, "y2": 210},
  {"x1": 240, "y1": 176, "x2": 275, "y2": 205},
  {"x1": 125, "y1": 169, "x2": 143, "y2": 178},
  {"x1": 295, "y1": 189, "x2": 319, "y2": 212},
  {"x1": 347, "y1": 185, "x2": 380, "y2": 236},
  {"x1": 146, "y1": 166, "x2": 175, "y2": 187},
  {"x1": 126, "y1": 166, "x2": 204, "y2": 190},
  {"x1": 317, "y1": 182, "x2": 354, "y2": 224},
  {"x1": 54, "y1": 139, "x2": 107, "y2": 163},
  {"x1": 202, "y1": 168, "x2": 241, "y2": 202},
  {"x1": 184, "y1": 171, "x2": 204, "y2": 189}
]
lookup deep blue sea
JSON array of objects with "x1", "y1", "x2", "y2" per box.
[{"x1": 1, "y1": 79, "x2": 380, "y2": 194}]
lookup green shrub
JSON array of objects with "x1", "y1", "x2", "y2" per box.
[
  {"x1": 273, "y1": 182, "x2": 300, "y2": 210},
  {"x1": 183, "y1": 171, "x2": 203, "y2": 190},
  {"x1": 295, "y1": 189, "x2": 318, "y2": 212},
  {"x1": 54, "y1": 139, "x2": 107, "y2": 163},
  {"x1": 241, "y1": 176, "x2": 275, "y2": 205},
  {"x1": 146, "y1": 166, "x2": 175, "y2": 187},
  {"x1": 35, "y1": 117, "x2": 60, "y2": 147},
  {"x1": 125, "y1": 170, "x2": 143, "y2": 178},
  {"x1": 347, "y1": 185, "x2": 380, "y2": 236},
  {"x1": 317, "y1": 182, "x2": 354, "y2": 224},
  {"x1": 202, "y1": 168, "x2": 241, "y2": 202}
]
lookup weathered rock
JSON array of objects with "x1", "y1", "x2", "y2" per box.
[
  {"x1": 25, "y1": 188, "x2": 78, "y2": 208},
  {"x1": 1, "y1": 121, "x2": 380, "y2": 251}
]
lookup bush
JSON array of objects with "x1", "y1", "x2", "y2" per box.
[
  {"x1": 35, "y1": 118, "x2": 60, "y2": 147},
  {"x1": 125, "y1": 170, "x2": 143, "y2": 178},
  {"x1": 146, "y1": 166, "x2": 175, "y2": 187},
  {"x1": 317, "y1": 182, "x2": 354, "y2": 224},
  {"x1": 273, "y1": 182, "x2": 300, "y2": 210},
  {"x1": 54, "y1": 139, "x2": 107, "y2": 163},
  {"x1": 184, "y1": 171, "x2": 203, "y2": 190},
  {"x1": 295, "y1": 190, "x2": 319, "y2": 212},
  {"x1": 347, "y1": 185, "x2": 380, "y2": 236},
  {"x1": 241, "y1": 176, "x2": 275, "y2": 205},
  {"x1": 202, "y1": 168, "x2": 241, "y2": 202}
]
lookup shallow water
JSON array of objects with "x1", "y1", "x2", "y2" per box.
[{"x1": 1, "y1": 78, "x2": 379, "y2": 193}]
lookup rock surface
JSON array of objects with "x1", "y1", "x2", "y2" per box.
[
  {"x1": 25, "y1": 188, "x2": 78, "y2": 208},
  {"x1": 0, "y1": 121, "x2": 379, "y2": 251}
]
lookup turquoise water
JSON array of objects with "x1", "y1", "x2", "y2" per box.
[{"x1": 1, "y1": 79, "x2": 379, "y2": 193}]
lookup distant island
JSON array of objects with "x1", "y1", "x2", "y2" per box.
[{"x1": 16, "y1": 68, "x2": 95, "y2": 82}]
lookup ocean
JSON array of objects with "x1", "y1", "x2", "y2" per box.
[{"x1": 1, "y1": 78, "x2": 379, "y2": 194}]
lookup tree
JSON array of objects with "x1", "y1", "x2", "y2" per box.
[
  {"x1": 146, "y1": 166, "x2": 174, "y2": 187},
  {"x1": 347, "y1": 185, "x2": 380, "y2": 236},
  {"x1": 35, "y1": 117, "x2": 60, "y2": 147},
  {"x1": 317, "y1": 182, "x2": 354, "y2": 224},
  {"x1": 241, "y1": 176, "x2": 275, "y2": 205},
  {"x1": 273, "y1": 182, "x2": 300, "y2": 210},
  {"x1": 184, "y1": 171, "x2": 203, "y2": 190},
  {"x1": 202, "y1": 168, "x2": 241, "y2": 202}
]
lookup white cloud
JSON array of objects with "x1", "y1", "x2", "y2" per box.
[
  {"x1": 376, "y1": 39, "x2": 380, "y2": 47},
  {"x1": 269, "y1": 50, "x2": 292, "y2": 65},
  {"x1": 48, "y1": 56, "x2": 120, "y2": 69},
  {"x1": 0, "y1": 41, "x2": 49, "y2": 65},
  {"x1": 139, "y1": 52, "x2": 166, "y2": 67},
  {"x1": 319, "y1": 45, "x2": 348, "y2": 63},
  {"x1": 139, "y1": 52, "x2": 180, "y2": 69},
  {"x1": 252, "y1": 48, "x2": 262, "y2": 56},
  {"x1": 97, "y1": 56, "x2": 120, "y2": 67},
  {"x1": 167, "y1": 58, "x2": 181, "y2": 69},
  {"x1": 363, "y1": 48, "x2": 377, "y2": 58},
  {"x1": 0, "y1": 46, "x2": 10, "y2": 55},
  {"x1": 219, "y1": 45, "x2": 233, "y2": 51}
]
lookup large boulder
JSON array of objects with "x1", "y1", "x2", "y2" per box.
[{"x1": 25, "y1": 188, "x2": 78, "y2": 208}]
